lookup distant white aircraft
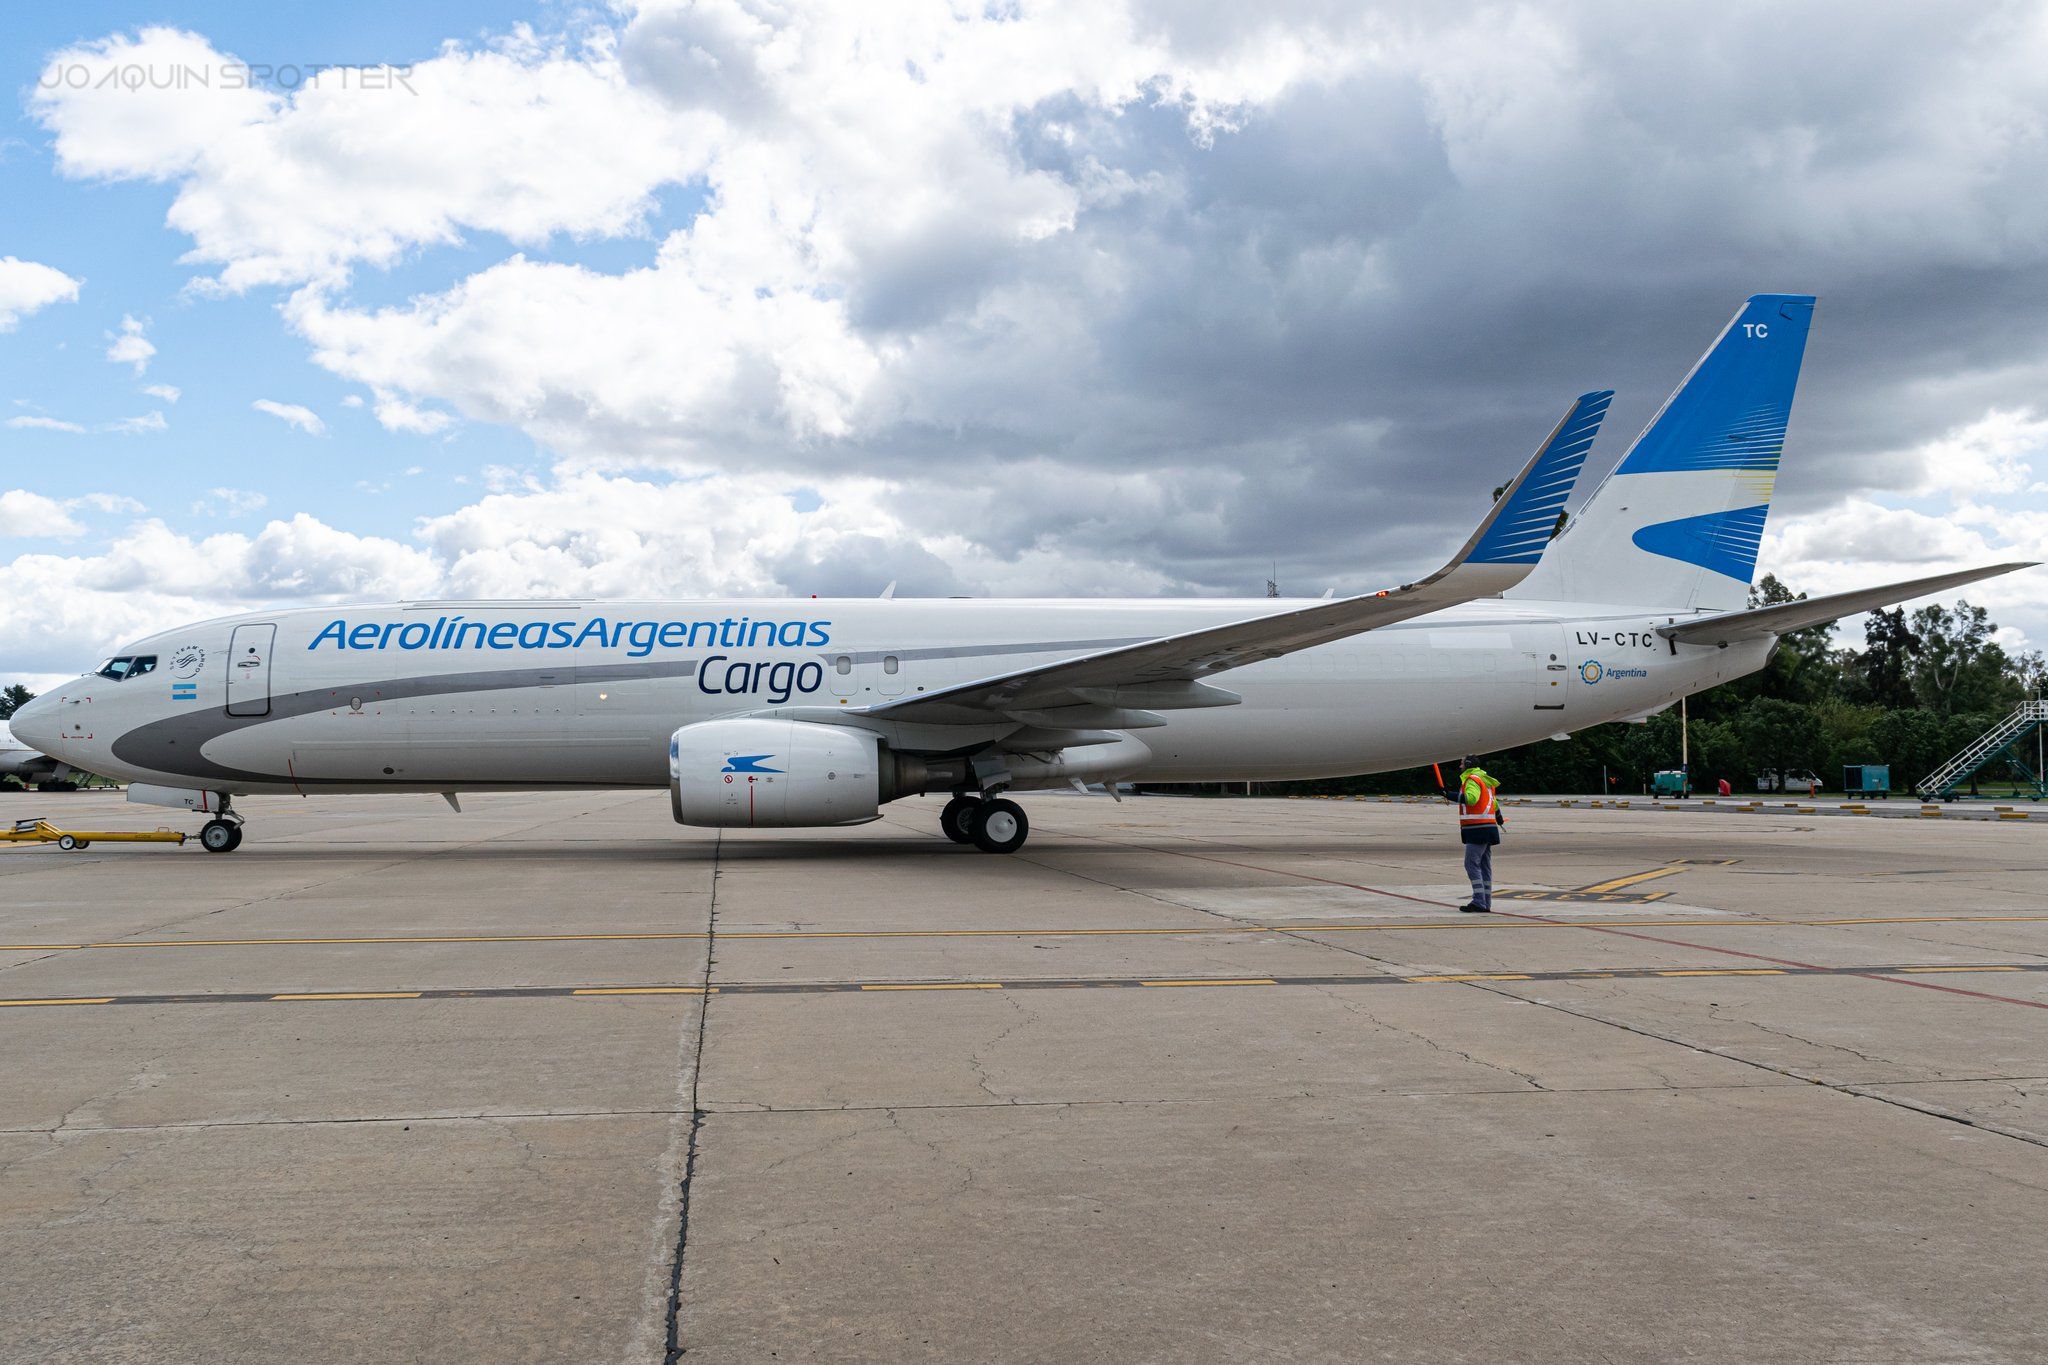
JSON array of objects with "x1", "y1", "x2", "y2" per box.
[
  {"x1": 0, "y1": 719, "x2": 81, "y2": 791},
  {"x1": 13, "y1": 296, "x2": 2032, "y2": 853}
]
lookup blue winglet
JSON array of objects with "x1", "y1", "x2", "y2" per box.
[{"x1": 1468, "y1": 390, "x2": 1613, "y2": 566}]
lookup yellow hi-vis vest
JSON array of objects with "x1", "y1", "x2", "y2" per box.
[{"x1": 1459, "y1": 772, "x2": 1498, "y2": 828}]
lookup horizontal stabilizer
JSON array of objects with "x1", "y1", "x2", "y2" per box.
[{"x1": 1658, "y1": 562, "x2": 2037, "y2": 646}]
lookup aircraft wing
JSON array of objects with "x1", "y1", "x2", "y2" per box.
[
  {"x1": 1658, "y1": 562, "x2": 2037, "y2": 647},
  {"x1": 862, "y1": 391, "x2": 1611, "y2": 724}
]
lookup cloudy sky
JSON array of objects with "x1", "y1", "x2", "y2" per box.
[{"x1": 3, "y1": 0, "x2": 2046, "y2": 690}]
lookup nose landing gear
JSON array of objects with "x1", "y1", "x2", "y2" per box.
[
  {"x1": 199, "y1": 819, "x2": 242, "y2": 853},
  {"x1": 198, "y1": 797, "x2": 245, "y2": 853},
  {"x1": 938, "y1": 794, "x2": 1030, "y2": 853}
]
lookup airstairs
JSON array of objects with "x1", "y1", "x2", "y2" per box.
[{"x1": 1915, "y1": 699, "x2": 2048, "y2": 800}]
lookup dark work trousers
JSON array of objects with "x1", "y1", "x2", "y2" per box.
[{"x1": 1461, "y1": 829, "x2": 1499, "y2": 908}]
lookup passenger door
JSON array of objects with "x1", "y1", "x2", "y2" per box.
[{"x1": 225, "y1": 623, "x2": 276, "y2": 717}]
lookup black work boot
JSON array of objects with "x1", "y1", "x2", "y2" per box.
[{"x1": 1459, "y1": 901, "x2": 1491, "y2": 914}]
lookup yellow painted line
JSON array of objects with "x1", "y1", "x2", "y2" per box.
[
  {"x1": 1575, "y1": 865, "x2": 1689, "y2": 894},
  {"x1": 270, "y1": 991, "x2": 422, "y2": 1001},
  {"x1": 572, "y1": 986, "x2": 711, "y2": 995},
  {"x1": 859, "y1": 982, "x2": 1005, "y2": 991},
  {"x1": 1894, "y1": 965, "x2": 2023, "y2": 974},
  {"x1": 1656, "y1": 969, "x2": 1785, "y2": 977},
  {"x1": 1140, "y1": 978, "x2": 1279, "y2": 988},
  {"x1": 0, "y1": 932, "x2": 716, "y2": 949},
  {"x1": 1405, "y1": 974, "x2": 1533, "y2": 983},
  {"x1": 5, "y1": 913, "x2": 2047, "y2": 957},
  {"x1": 1999, "y1": 813, "x2": 2031, "y2": 820},
  {"x1": 0, "y1": 996, "x2": 113, "y2": 1007}
]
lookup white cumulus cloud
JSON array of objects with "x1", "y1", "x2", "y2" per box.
[
  {"x1": 251, "y1": 398, "x2": 325, "y2": 434},
  {"x1": 371, "y1": 391, "x2": 453, "y2": 434},
  {"x1": 0, "y1": 257, "x2": 81, "y2": 330},
  {"x1": 109, "y1": 410, "x2": 167, "y2": 435},
  {"x1": 104, "y1": 314, "x2": 154, "y2": 373},
  {"x1": 0, "y1": 490, "x2": 85, "y2": 538}
]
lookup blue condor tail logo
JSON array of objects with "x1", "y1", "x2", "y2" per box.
[{"x1": 721, "y1": 755, "x2": 781, "y2": 774}]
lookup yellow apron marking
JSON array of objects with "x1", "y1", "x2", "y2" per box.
[
  {"x1": 5, "y1": 913, "x2": 2048, "y2": 955},
  {"x1": 1575, "y1": 866, "x2": 1690, "y2": 894},
  {"x1": 270, "y1": 991, "x2": 423, "y2": 1001},
  {"x1": 1140, "y1": 978, "x2": 1278, "y2": 988},
  {"x1": 0, "y1": 996, "x2": 114, "y2": 1006}
]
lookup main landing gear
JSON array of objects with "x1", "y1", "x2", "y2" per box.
[
  {"x1": 940, "y1": 794, "x2": 1030, "y2": 854},
  {"x1": 198, "y1": 797, "x2": 245, "y2": 854}
]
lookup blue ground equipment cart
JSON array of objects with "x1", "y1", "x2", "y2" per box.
[
  {"x1": 1842, "y1": 764, "x2": 1890, "y2": 799},
  {"x1": 1650, "y1": 769, "x2": 1690, "y2": 798}
]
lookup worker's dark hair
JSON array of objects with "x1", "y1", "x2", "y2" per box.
[{"x1": 1461, "y1": 755, "x2": 1479, "y2": 768}]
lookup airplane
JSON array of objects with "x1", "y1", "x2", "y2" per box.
[
  {"x1": 10, "y1": 295, "x2": 2033, "y2": 854},
  {"x1": 0, "y1": 719, "x2": 83, "y2": 791}
]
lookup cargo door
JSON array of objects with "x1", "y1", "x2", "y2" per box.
[{"x1": 225, "y1": 623, "x2": 276, "y2": 717}]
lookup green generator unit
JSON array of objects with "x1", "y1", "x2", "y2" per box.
[
  {"x1": 1842, "y1": 764, "x2": 1890, "y2": 798},
  {"x1": 1650, "y1": 769, "x2": 1691, "y2": 798}
]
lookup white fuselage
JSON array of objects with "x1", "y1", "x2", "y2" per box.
[{"x1": 17, "y1": 597, "x2": 1771, "y2": 795}]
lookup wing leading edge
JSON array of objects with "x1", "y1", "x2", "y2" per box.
[{"x1": 863, "y1": 392, "x2": 1612, "y2": 724}]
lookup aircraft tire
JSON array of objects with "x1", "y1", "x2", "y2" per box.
[
  {"x1": 940, "y1": 796, "x2": 978, "y2": 844},
  {"x1": 968, "y1": 798, "x2": 1029, "y2": 854},
  {"x1": 200, "y1": 819, "x2": 239, "y2": 853}
]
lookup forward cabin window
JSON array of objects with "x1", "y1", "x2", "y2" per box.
[
  {"x1": 94, "y1": 655, "x2": 158, "y2": 681},
  {"x1": 883, "y1": 655, "x2": 899, "y2": 675},
  {"x1": 835, "y1": 655, "x2": 852, "y2": 675}
]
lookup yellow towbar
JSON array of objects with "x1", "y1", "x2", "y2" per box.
[{"x1": 4, "y1": 818, "x2": 188, "y2": 851}]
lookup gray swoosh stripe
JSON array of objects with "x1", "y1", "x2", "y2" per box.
[
  {"x1": 108, "y1": 638, "x2": 1151, "y2": 787},
  {"x1": 112, "y1": 660, "x2": 700, "y2": 785},
  {"x1": 833, "y1": 638, "x2": 1145, "y2": 664}
]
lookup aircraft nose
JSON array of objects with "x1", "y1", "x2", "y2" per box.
[{"x1": 9, "y1": 690, "x2": 60, "y2": 752}]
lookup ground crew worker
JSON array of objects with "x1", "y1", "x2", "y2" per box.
[{"x1": 1445, "y1": 757, "x2": 1503, "y2": 913}]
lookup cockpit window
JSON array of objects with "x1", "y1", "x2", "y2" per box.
[{"x1": 94, "y1": 655, "x2": 158, "y2": 681}]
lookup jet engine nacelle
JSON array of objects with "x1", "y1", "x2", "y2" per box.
[{"x1": 669, "y1": 718, "x2": 932, "y2": 827}]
